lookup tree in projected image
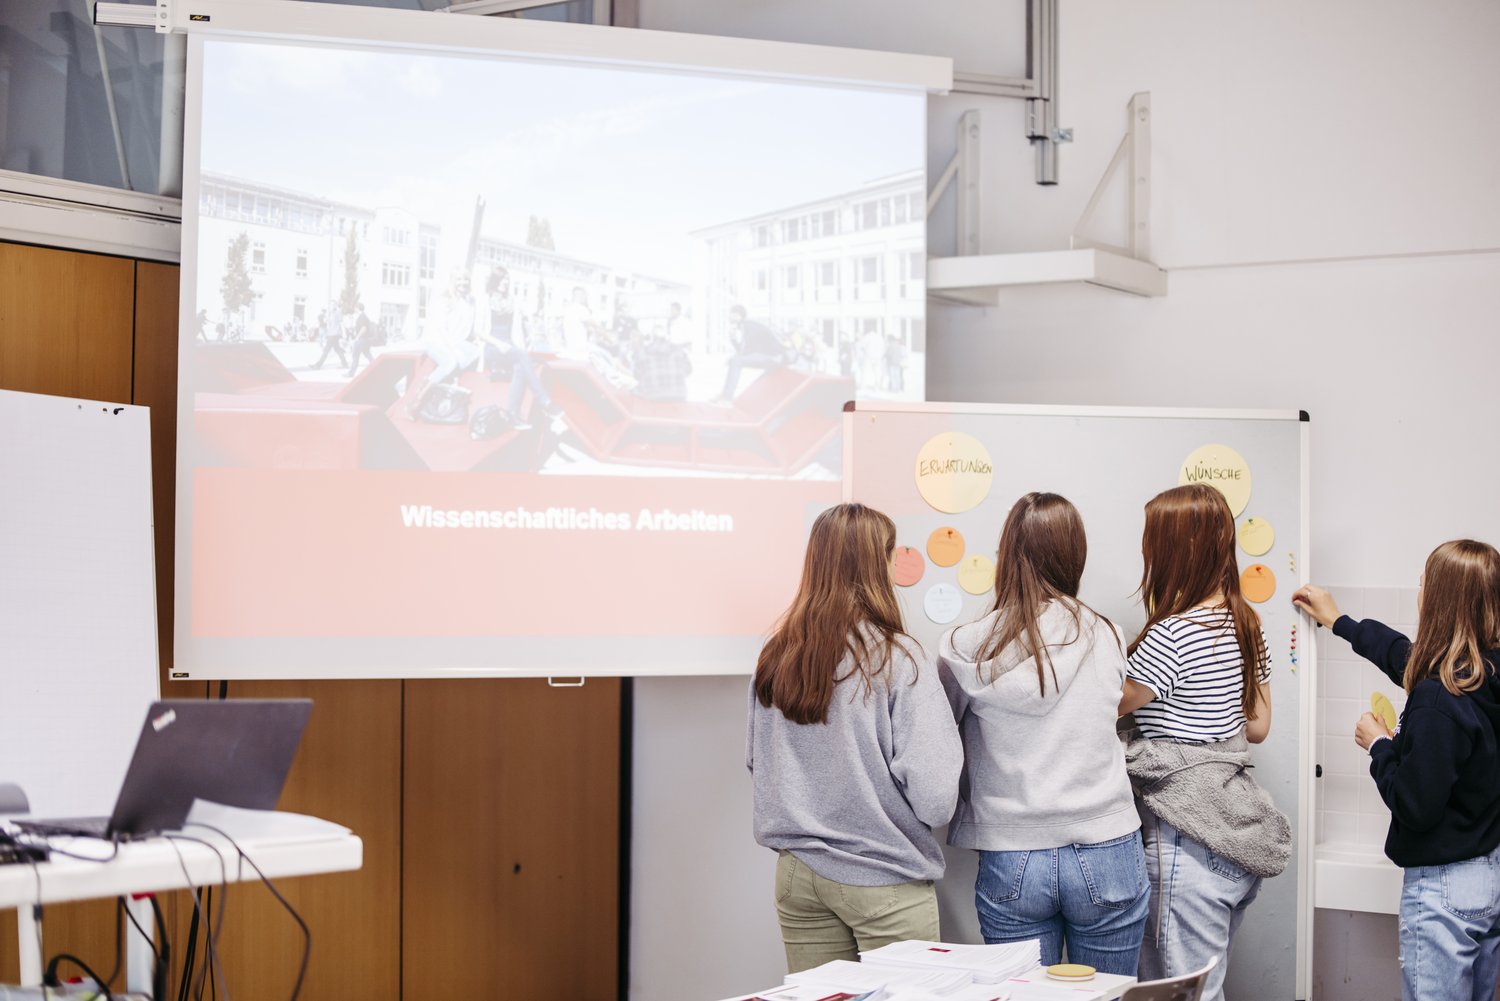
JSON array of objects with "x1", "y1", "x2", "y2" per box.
[
  {"x1": 340, "y1": 227, "x2": 362, "y2": 315},
  {"x1": 220, "y1": 231, "x2": 254, "y2": 342}
]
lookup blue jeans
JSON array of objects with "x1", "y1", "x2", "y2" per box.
[
  {"x1": 975, "y1": 831, "x2": 1149, "y2": 974},
  {"x1": 1399, "y1": 842, "x2": 1500, "y2": 1001},
  {"x1": 1140, "y1": 815, "x2": 1261, "y2": 1001}
]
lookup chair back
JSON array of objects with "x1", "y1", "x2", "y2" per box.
[{"x1": 1119, "y1": 955, "x2": 1220, "y2": 1001}]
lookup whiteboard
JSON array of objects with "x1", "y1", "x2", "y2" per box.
[
  {"x1": 844, "y1": 402, "x2": 1315, "y2": 1000},
  {"x1": 0, "y1": 390, "x2": 160, "y2": 818}
]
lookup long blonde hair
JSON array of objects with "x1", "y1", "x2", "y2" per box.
[
  {"x1": 1405, "y1": 540, "x2": 1500, "y2": 696},
  {"x1": 1128, "y1": 484, "x2": 1268, "y2": 720},
  {"x1": 754, "y1": 503, "x2": 910, "y2": 724}
]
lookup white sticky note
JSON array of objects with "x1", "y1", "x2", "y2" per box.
[{"x1": 924, "y1": 583, "x2": 965, "y2": 625}]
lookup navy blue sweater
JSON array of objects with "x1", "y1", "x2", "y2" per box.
[{"x1": 1334, "y1": 615, "x2": 1500, "y2": 867}]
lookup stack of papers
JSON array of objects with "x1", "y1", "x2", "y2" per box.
[
  {"x1": 786, "y1": 959, "x2": 972, "y2": 997},
  {"x1": 859, "y1": 940, "x2": 1041, "y2": 985}
]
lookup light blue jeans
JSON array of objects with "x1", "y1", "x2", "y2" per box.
[
  {"x1": 1399, "y1": 842, "x2": 1500, "y2": 1001},
  {"x1": 975, "y1": 831, "x2": 1150, "y2": 974},
  {"x1": 1139, "y1": 815, "x2": 1261, "y2": 1001}
]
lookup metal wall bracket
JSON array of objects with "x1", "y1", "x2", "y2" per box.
[
  {"x1": 926, "y1": 110, "x2": 982, "y2": 257},
  {"x1": 1071, "y1": 92, "x2": 1153, "y2": 261}
]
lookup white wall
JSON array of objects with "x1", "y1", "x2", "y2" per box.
[{"x1": 631, "y1": 3, "x2": 1500, "y2": 999}]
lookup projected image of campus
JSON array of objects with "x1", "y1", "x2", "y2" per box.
[{"x1": 190, "y1": 38, "x2": 926, "y2": 479}]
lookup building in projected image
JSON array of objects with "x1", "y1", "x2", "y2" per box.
[
  {"x1": 693, "y1": 169, "x2": 926, "y2": 395},
  {"x1": 195, "y1": 173, "x2": 688, "y2": 352}
]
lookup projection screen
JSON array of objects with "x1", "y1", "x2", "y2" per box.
[{"x1": 173, "y1": 3, "x2": 946, "y2": 678}]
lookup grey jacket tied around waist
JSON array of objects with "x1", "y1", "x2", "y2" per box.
[{"x1": 1124, "y1": 728, "x2": 1292, "y2": 879}]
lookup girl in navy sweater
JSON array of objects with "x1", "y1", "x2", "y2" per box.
[{"x1": 1295, "y1": 540, "x2": 1500, "y2": 1001}]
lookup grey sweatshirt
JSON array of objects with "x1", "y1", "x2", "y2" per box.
[
  {"x1": 939, "y1": 602, "x2": 1140, "y2": 851},
  {"x1": 1125, "y1": 728, "x2": 1291, "y2": 878},
  {"x1": 747, "y1": 639, "x2": 963, "y2": 886}
]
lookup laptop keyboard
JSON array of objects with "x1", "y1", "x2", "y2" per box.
[{"x1": 13, "y1": 817, "x2": 111, "y2": 839}]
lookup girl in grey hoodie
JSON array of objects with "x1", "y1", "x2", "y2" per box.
[
  {"x1": 938, "y1": 492, "x2": 1147, "y2": 974},
  {"x1": 748, "y1": 502, "x2": 963, "y2": 973}
]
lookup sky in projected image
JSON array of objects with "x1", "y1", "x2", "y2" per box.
[{"x1": 199, "y1": 38, "x2": 924, "y2": 282}]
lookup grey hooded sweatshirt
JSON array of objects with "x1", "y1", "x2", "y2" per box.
[
  {"x1": 939, "y1": 602, "x2": 1140, "y2": 851},
  {"x1": 747, "y1": 638, "x2": 963, "y2": 886}
]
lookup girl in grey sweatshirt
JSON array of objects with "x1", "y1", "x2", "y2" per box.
[
  {"x1": 938, "y1": 492, "x2": 1148, "y2": 974},
  {"x1": 747, "y1": 502, "x2": 962, "y2": 973}
]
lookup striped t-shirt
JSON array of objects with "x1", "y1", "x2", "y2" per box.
[{"x1": 1128, "y1": 607, "x2": 1270, "y2": 743}]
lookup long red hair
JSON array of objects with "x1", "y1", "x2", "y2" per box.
[
  {"x1": 754, "y1": 503, "x2": 909, "y2": 724},
  {"x1": 1129, "y1": 484, "x2": 1267, "y2": 720}
]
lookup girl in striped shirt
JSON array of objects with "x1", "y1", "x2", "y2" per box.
[{"x1": 1118, "y1": 483, "x2": 1281, "y2": 1001}]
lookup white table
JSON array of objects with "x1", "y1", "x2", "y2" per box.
[
  {"x1": 0, "y1": 828, "x2": 362, "y2": 991},
  {"x1": 721, "y1": 966, "x2": 1137, "y2": 1000}
]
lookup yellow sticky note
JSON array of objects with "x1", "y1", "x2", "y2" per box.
[
  {"x1": 1372, "y1": 692, "x2": 1397, "y2": 731},
  {"x1": 1238, "y1": 516, "x2": 1275, "y2": 557},
  {"x1": 1180, "y1": 443, "x2": 1252, "y2": 517},
  {"x1": 916, "y1": 432, "x2": 994, "y2": 514},
  {"x1": 958, "y1": 554, "x2": 995, "y2": 596}
]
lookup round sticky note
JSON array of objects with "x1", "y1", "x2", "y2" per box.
[
  {"x1": 915, "y1": 432, "x2": 994, "y2": 514},
  {"x1": 1047, "y1": 964, "x2": 1096, "y2": 982},
  {"x1": 1371, "y1": 691, "x2": 1398, "y2": 731},
  {"x1": 1240, "y1": 563, "x2": 1276, "y2": 603},
  {"x1": 957, "y1": 554, "x2": 995, "y2": 596},
  {"x1": 1179, "y1": 443, "x2": 1252, "y2": 517},
  {"x1": 926, "y1": 527, "x2": 965, "y2": 567},
  {"x1": 1238, "y1": 516, "x2": 1275, "y2": 557},
  {"x1": 892, "y1": 546, "x2": 925, "y2": 587},
  {"x1": 923, "y1": 583, "x2": 964, "y2": 625}
]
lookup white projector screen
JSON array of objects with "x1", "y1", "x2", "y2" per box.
[{"x1": 174, "y1": 7, "x2": 938, "y2": 678}]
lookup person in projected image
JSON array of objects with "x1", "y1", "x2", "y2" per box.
[
  {"x1": 312, "y1": 302, "x2": 347, "y2": 370},
  {"x1": 632, "y1": 324, "x2": 692, "y2": 402},
  {"x1": 477, "y1": 266, "x2": 561, "y2": 431},
  {"x1": 345, "y1": 302, "x2": 380, "y2": 378},
  {"x1": 559, "y1": 286, "x2": 599, "y2": 359},
  {"x1": 716, "y1": 304, "x2": 789, "y2": 404},
  {"x1": 405, "y1": 270, "x2": 481, "y2": 421}
]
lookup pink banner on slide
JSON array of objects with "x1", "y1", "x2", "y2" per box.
[{"x1": 191, "y1": 469, "x2": 835, "y2": 637}]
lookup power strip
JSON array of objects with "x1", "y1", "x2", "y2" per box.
[{"x1": 0, "y1": 833, "x2": 49, "y2": 866}]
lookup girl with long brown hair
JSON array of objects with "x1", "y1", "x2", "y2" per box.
[
  {"x1": 747, "y1": 502, "x2": 962, "y2": 974},
  {"x1": 939, "y1": 493, "x2": 1148, "y2": 974},
  {"x1": 1119, "y1": 484, "x2": 1289, "y2": 1001},
  {"x1": 1295, "y1": 541, "x2": 1500, "y2": 1001}
]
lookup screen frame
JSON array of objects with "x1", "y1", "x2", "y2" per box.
[{"x1": 173, "y1": 4, "x2": 943, "y2": 681}]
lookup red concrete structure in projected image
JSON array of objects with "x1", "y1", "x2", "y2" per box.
[{"x1": 190, "y1": 343, "x2": 850, "y2": 476}]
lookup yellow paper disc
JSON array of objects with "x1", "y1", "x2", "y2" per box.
[
  {"x1": 1179, "y1": 443, "x2": 1252, "y2": 517},
  {"x1": 1240, "y1": 563, "x2": 1276, "y2": 603},
  {"x1": 1238, "y1": 516, "x2": 1275, "y2": 557},
  {"x1": 1371, "y1": 692, "x2": 1398, "y2": 731},
  {"x1": 892, "y1": 546, "x2": 925, "y2": 588},
  {"x1": 926, "y1": 527, "x2": 965, "y2": 568},
  {"x1": 915, "y1": 431, "x2": 994, "y2": 514},
  {"x1": 957, "y1": 554, "x2": 995, "y2": 596},
  {"x1": 1047, "y1": 964, "x2": 1096, "y2": 981}
]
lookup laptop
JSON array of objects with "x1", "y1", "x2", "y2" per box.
[{"x1": 15, "y1": 699, "x2": 313, "y2": 841}]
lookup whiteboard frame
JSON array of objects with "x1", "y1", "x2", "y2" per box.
[{"x1": 842, "y1": 399, "x2": 1315, "y2": 1001}]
